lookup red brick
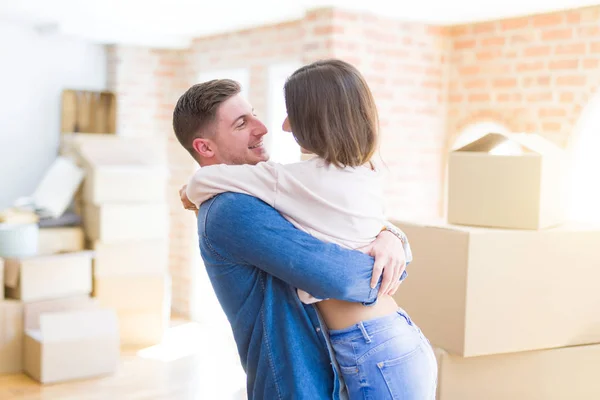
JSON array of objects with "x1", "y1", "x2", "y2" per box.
[
  {"x1": 580, "y1": 8, "x2": 600, "y2": 23},
  {"x1": 538, "y1": 76, "x2": 551, "y2": 86},
  {"x1": 497, "y1": 93, "x2": 523, "y2": 102},
  {"x1": 510, "y1": 32, "x2": 536, "y2": 44},
  {"x1": 468, "y1": 93, "x2": 491, "y2": 102},
  {"x1": 556, "y1": 75, "x2": 587, "y2": 86},
  {"x1": 516, "y1": 61, "x2": 544, "y2": 72},
  {"x1": 542, "y1": 121, "x2": 562, "y2": 132},
  {"x1": 314, "y1": 25, "x2": 345, "y2": 35},
  {"x1": 591, "y1": 42, "x2": 600, "y2": 53},
  {"x1": 459, "y1": 65, "x2": 480, "y2": 75},
  {"x1": 449, "y1": 25, "x2": 469, "y2": 36},
  {"x1": 464, "y1": 79, "x2": 487, "y2": 89},
  {"x1": 549, "y1": 59, "x2": 579, "y2": 70},
  {"x1": 540, "y1": 108, "x2": 567, "y2": 117},
  {"x1": 473, "y1": 22, "x2": 497, "y2": 34},
  {"x1": 476, "y1": 50, "x2": 500, "y2": 61},
  {"x1": 578, "y1": 26, "x2": 600, "y2": 37},
  {"x1": 566, "y1": 11, "x2": 581, "y2": 24},
  {"x1": 555, "y1": 43, "x2": 587, "y2": 55},
  {"x1": 482, "y1": 37, "x2": 506, "y2": 46},
  {"x1": 454, "y1": 39, "x2": 476, "y2": 50},
  {"x1": 449, "y1": 94, "x2": 464, "y2": 102},
  {"x1": 560, "y1": 92, "x2": 575, "y2": 103},
  {"x1": 526, "y1": 92, "x2": 553, "y2": 102},
  {"x1": 524, "y1": 45, "x2": 551, "y2": 57},
  {"x1": 583, "y1": 59, "x2": 600, "y2": 69},
  {"x1": 541, "y1": 28, "x2": 573, "y2": 41},
  {"x1": 493, "y1": 78, "x2": 518, "y2": 88},
  {"x1": 500, "y1": 17, "x2": 530, "y2": 31},
  {"x1": 532, "y1": 13, "x2": 563, "y2": 27}
]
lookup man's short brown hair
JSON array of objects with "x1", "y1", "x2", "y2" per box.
[
  {"x1": 284, "y1": 59, "x2": 378, "y2": 168},
  {"x1": 173, "y1": 79, "x2": 241, "y2": 157}
]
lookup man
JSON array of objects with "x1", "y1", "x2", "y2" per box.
[{"x1": 173, "y1": 79, "x2": 410, "y2": 399}]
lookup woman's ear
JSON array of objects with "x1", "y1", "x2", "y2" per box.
[
  {"x1": 282, "y1": 116, "x2": 291, "y2": 132},
  {"x1": 192, "y1": 138, "x2": 215, "y2": 159}
]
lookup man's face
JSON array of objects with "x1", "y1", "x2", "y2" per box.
[{"x1": 209, "y1": 94, "x2": 269, "y2": 166}]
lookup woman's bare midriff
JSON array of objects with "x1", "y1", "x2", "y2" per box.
[{"x1": 317, "y1": 295, "x2": 399, "y2": 331}]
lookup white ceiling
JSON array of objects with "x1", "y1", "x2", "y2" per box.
[{"x1": 1, "y1": 0, "x2": 598, "y2": 48}]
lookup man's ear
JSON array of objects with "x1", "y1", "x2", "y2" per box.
[{"x1": 192, "y1": 138, "x2": 215, "y2": 159}]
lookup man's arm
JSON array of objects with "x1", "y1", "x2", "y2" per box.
[{"x1": 200, "y1": 193, "x2": 379, "y2": 304}]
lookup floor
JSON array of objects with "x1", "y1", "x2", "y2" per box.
[{"x1": 0, "y1": 320, "x2": 248, "y2": 400}]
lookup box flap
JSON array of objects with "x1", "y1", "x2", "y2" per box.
[
  {"x1": 39, "y1": 309, "x2": 118, "y2": 342},
  {"x1": 24, "y1": 295, "x2": 98, "y2": 330},
  {"x1": 32, "y1": 157, "x2": 84, "y2": 219},
  {"x1": 453, "y1": 132, "x2": 562, "y2": 156},
  {"x1": 3, "y1": 258, "x2": 21, "y2": 288},
  {"x1": 78, "y1": 139, "x2": 166, "y2": 168}
]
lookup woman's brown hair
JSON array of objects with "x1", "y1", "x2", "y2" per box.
[{"x1": 284, "y1": 59, "x2": 379, "y2": 168}]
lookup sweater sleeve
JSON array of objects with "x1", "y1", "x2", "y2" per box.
[{"x1": 185, "y1": 161, "x2": 280, "y2": 208}]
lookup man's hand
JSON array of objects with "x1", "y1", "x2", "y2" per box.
[
  {"x1": 179, "y1": 185, "x2": 198, "y2": 213},
  {"x1": 358, "y1": 230, "x2": 406, "y2": 296}
]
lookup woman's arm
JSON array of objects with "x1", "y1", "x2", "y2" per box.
[{"x1": 185, "y1": 162, "x2": 280, "y2": 208}]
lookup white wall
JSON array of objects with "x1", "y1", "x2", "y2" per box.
[{"x1": 0, "y1": 21, "x2": 106, "y2": 209}]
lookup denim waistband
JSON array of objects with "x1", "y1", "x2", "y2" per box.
[{"x1": 328, "y1": 309, "x2": 409, "y2": 343}]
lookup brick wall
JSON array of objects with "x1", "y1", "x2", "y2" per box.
[
  {"x1": 109, "y1": 5, "x2": 600, "y2": 318},
  {"x1": 447, "y1": 6, "x2": 600, "y2": 150}
]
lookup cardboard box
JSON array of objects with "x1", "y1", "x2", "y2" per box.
[
  {"x1": 393, "y1": 220, "x2": 600, "y2": 357},
  {"x1": 24, "y1": 309, "x2": 119, "y2": 384},
  {"x1": 24, "y1": 295, "x2": 97, "y2": 330},
  {"x1": 78, "y1": 144, "x2": 168, "y2": 205},
  {"x1": 38, "y1": 227, "x2": 85, "y2": 256},
  {"x1": 447, "y1": 132, "x2": 566, "y2": 230},
  {"x1": 4, "y1": 251, "x2": 93, "y2": 302},
  {"x1": 436, "y1": 345, "x2": 600, "y2": 400},
  {"x1": 93, "y1": 239, "x2": 169, "y2": 276},
  {"x1": 82, "y1": 203, "x2": 169, "y2": 243},
  {"x1": 0, "y1": 257, "x2": 4, "y2": 299},
  {"x1": 93, "y1": 274, "x2": 170, "y2": 311},
  {"x1": 60, "y1": 133, "x2": 166, "y2": 166},
  {"x1": 0, "y1": 300, "x2": 24, "y2": 374},
  {"x1": 118, "y1": 308, "x2": 171, "y2": 347}
]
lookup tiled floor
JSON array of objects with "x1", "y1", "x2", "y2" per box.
[{"x1": 0, "y1": 321, "x2": 247, "y2": 400}]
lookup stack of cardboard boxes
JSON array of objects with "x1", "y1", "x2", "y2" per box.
[
  {"x1": 66, "y1": 134, "x2": 172, "y2": 348},
  {"x1": 393, "y1": 133, "x2": 600, "y2": 399},
  {"x1": 1, "y1": 229, "x2": 119, "y2": 383}
]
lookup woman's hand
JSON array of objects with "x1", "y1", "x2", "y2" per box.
[
  {"x1": 179, "y1": 185, "x2": 198, "y2": 212},
  {"x1": 358, "y1": 230, "x2": 406, "y2": 296}
]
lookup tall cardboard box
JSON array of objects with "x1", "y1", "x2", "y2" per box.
[
  {"x1": 24, "y1": 309, "x2": 119, "y2": 384},
  {"x1": 0, "y1": 257, "x2": 4, "y2": 299},
  {"x1": 435, "y1": 345, "x2": 600, "y2": 400},
  {"x1": 93, "y1": 274, "x2": 170, "y2": 311},
  {"x1": 93, "y1": 274, "x2": 171, "y2": 347},
  {"x1": 393, "y1": 220, "x2": 600, "y2": 357},
  {"x1": 77, "y1": 144, "x2": 168, "y2": 205},
  {"x1": 92, "y1": 239, "x2": 169, "y2": 276},
  {"x1": 4, "y1": 251, "x2": 93, "y2": 302},
  {"x1": 0, "y1": 300, "x2": 24, "y2": 374},
  {"x1": 38, "y1": 227, "x2": 85, "y2": 256},
  {"x1": 447, "y1": 132, "x2": 566, "y2": 230},
  {"x1": 82, "y1": 203, "x2": 169, "y2": 243}
]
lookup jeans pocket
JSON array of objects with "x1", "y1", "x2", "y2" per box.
[
  {"x1": 339, "y1": 364, "x2": 364, "y2": 399},
  {"x1": 376, "y1": 345, "x2": 437, "y2": 400}
]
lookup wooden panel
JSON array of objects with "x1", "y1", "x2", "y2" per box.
[{"x1": 61, "y1": 90, "x2": 117, "y2": 134}]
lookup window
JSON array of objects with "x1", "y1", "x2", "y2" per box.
[
  {"x1": 267, "y1": 63, "x2": 301, "y2": 164},
  {"x1": 569, "y1": 93, "x2": 600, "y2": 223},
  {"x1": 191, "y1": 68, "x2": 250, "y2": 326}
]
